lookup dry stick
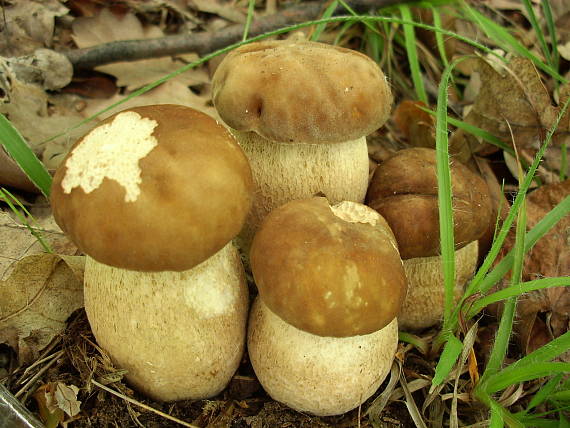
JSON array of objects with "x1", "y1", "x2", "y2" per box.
[
  {"x1": 63, "y1": 0, "x2": 412, "y2": 70},
  {"x1": 14, "y1": 350, "x2": 65, "y2": 399},
  {"x1": 91, "y1": 379, "x2": 199, "y2": 428}
]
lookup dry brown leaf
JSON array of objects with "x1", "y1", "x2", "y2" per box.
[
  {"x1": 0, "y1": 147, "x2": 38, "y2": 193},
  {"x1": 189, "y1": 0, "x2": 246, "y2": 23},
  {"x1": 0, "y1": 0, "x2": 69, "y2": 57},
  {"x1": 72, "y1": 9, "x2": 209, "y2": 90},
  {"x1": 82, "y1": 79, "x2": 217, "y2": 121},
  {"x1": 393, "y1": 100, "x2": 436, "y2": 149},
  {"x1": 0, "y1": 66, "x2": 85, "y2": 157},
  {"x1": 0, "y1": 254, "x2": 85, "y2": 365},
  {"x1": 0, "y1": 210, "x2": 78, "y2": 280},
  {"x1": 465, "y1": 57, "x2": 559, "y2": 153}
]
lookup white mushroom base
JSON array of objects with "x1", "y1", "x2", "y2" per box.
[
  {"x1": 234, "y1": 131, "x2": 370, "y2": 252},
  {"x1": 398, "y1": 240, "x2": 479, "y2": 331},
  {"x1": 247, "y1": 297, "x2": 398, "y2": 416},
  {"x1": 84, "y1": 243, "x2": 249, "y2": 402}
]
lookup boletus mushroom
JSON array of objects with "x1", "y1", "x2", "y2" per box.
[
  {"x1": 247, "y1": 197, "x2": 405, "y2": 415},
  {"x1": 51, "y1": 105, "x2": 254, "y2": 401},
  {"x1": 366, "y1": 147, "x2": 492, "y2": 330},
  {"x1": 212, "y1": 40, "x2": 393, "y2": 251}
]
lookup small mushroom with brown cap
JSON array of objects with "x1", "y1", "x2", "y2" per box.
[
  {"x1": 50, "y1": 104, "x2": 254, "y2": 401},
  {"x1": 247, "y1": 197, "x2": 405, "y2": 415},
  {"x1": 212, "y1": 40, "x2": 393, "y2": 251},
  {"x1": 366, "y1": 147, "x2": 492, "y2": 330}
]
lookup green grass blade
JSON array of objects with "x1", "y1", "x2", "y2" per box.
[
  {"x1": 433, "y1": 56, "x2": 472, "y2": 334},
  {"x1": 461, "y1": 2, "x2": 563, "y2": 82},
  {"x1": 467, "y1": 277, "x2": 570, "y2": 317},
  {"x1": 479, "y1": 187, "x2": 526, "y2": 384},
  {"x1": 485, "y1": 362, "x2": 570, "y2": 394},
  {"x1": 400, "y1": 4, "x2": 428, "y2": 103},
  {"x1": 310, "y1": 0, "x2": 338, "y2": 41},
  {"x1": 522, "y1": 0, "x2": 551, "y2": 65},
  {"x1": 429, "y1": 4, "x2": 450, "y2": 69},
  {"x1": 526, "y1": 374, "x2": 564, "y2": 412},
  {"x1": 365, "y1": 24, "x2": 382, "y2": 63},
  {"x1": 541, "y1": 0, "x2": 559, "y2": 72},
  {"x1": 242, "y1": 0, "x2": 256, "y2": 42},
  {"x1": 432, "y1": 334, "x2": 463, "y2": 387},
  {"x1": 0, "y1": 114, "x2": 52, "y2": 197}
]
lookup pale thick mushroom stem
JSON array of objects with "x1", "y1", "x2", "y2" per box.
[
  {"x1": 84, "y1": 243, "x2": 249, "y2": 402},
  {"x1": 398, "y1": 240, "x2": 479, "y2": 331},
  {"x1": 248, "y1": 297, "x2": 398, "y2": 416},
  {"x1": 233, "y1": 130, "x2": 370, "y2": 252}
]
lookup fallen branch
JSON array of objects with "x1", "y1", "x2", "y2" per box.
[{"x1": 63, "y1": 0, "x2": 410, "y2": 70}]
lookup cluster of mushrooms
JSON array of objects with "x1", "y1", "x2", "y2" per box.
[{"x1": 50, "y1": 40, "x2": 492, "y2": 415}]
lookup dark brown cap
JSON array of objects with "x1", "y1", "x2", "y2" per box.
[
  {"x1": 366, "y1": 147, "x2": 492, "y2": 259},
  {"x1": 51, "y1": 104, "x2": 253, "y2": 272},
  {"x1": 250, "y1": 197, "x2": 406, "y2": 337},
  {"x1": 212, "y1": 40, "x2": 392, "y2": 143}
]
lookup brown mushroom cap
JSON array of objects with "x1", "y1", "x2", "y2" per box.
[
  {"x1": 212, "y1": 40, "x2": 392, "y2": 143},
  {"x1": 250, "y1": 197, "x2": 407, "y2": 337},
  {"x1": 51, "y1": 104, "x2": 253, "y2": 272},
  {"x1": 366, "y1": 148, "x2": 492, "y2": 259}
]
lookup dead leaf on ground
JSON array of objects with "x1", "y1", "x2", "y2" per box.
[
  {"x1": 72, "y1": 8, "x2": 209, "y2": 90},
  {"x1": 82, "y1": 78, "x2": 217, "y2": 121},
  {"x1": 0, "y1": 66, "x2": 85, "y2": 161},
  {"x1": 0, "y1": 0, "x2": 69, "y2": 57},
  {"x1": 465, "y1": 57, "x2": 559, "y2": 152},
  {"x1": 34, "y1": 381, "x2": 82, "y2": 428},
  {"x1": 189, "y1": 0, "x2": 246, "y2": 23},
  {"x1": 0, "y1": 207, "x2": 79, "y2": 279},
  {"x1": 493, "y1": 179, "x2": 570, "y2": 360},
  {"x1": 0, "y1": 253, "x2": 85, "y2": 365}
]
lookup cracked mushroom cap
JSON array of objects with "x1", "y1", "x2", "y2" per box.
[
  {"x1": 51, "y1": 104, "x2": 253, "y2": 272},
  {"x1": 212, "y1": 40, "x2": 393, "y2": 143},
  {"x1": 250, "y1": 197, "x2": 407, "y2": 337}
]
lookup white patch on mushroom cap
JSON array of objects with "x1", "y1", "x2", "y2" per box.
[
  {"x1": 330, "y1": 201, "x2": 378, "y2": 225},
  {"x1": 61, "y1": 111, "x2": 158, "y2": 202}
]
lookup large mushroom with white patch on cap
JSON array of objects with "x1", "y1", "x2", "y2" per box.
[
  {"x1": 212, "y1": 40, "x2": 393, "y2": 252},
  {"x1": 50, "y1": 104, "x2": 254, "y2": 401},
  {"x1": 247, "y1": 197, "x2": 406, "y2": 415}
]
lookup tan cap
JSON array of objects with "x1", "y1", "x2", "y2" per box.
[
  {"x1": 250, "y1": 197, "x2": 406, "y2": 337},
  {"x1": 51, "y1": 104, "x2": 253, "y2": 272},
  {"x1": 366, "y1": 148, "x2": 492, "y2": 259},
  {"x1": 212, "y1": 40, "x2": 392, "y2": 143}
]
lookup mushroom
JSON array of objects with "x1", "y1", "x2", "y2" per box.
[
  {"x1": 250, "y1": 197, "x2": 407, "y2": 337},
  {"x1": 248, "y1": 297, "x2": 398, "y2": 416},
  {"x1": 366, "y1": 147, "x2": 492, "y2": 330},
  {"x1": 212, "y1": 40, "x2": 393, "y2": 251},
  {"x1": 50, "y1": 104, "x2": 254, "y2": 401},
  {"x1": 246, "y1": 198, "x2": 405, "y2": 415}
]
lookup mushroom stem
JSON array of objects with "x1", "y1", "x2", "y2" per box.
[
  {"x1": 83, "y1": 243, "x2": 249, "y2": 402},
  {"x1": 248, "y1": 297, "x2": 398, "y2": 416},
  {"x1": 234, "y1": 131, "x2": 369, "y2": 251},
  {"x1": 398, "y1": 240, "x2": 479, "y2": 331}
]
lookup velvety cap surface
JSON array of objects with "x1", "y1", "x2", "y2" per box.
[
  {"x1": 51, "y1": 104, "x2": 253, "y2": 272},
  {"x1": 250, "y1": 197, "x2": 406, "y2": 337},
  {"x1": 366, "y1": 147, "x2": 492, "y2": 259},
  {"x1": 212, "y1": 40, "x2": 392, "y2": 143}
]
